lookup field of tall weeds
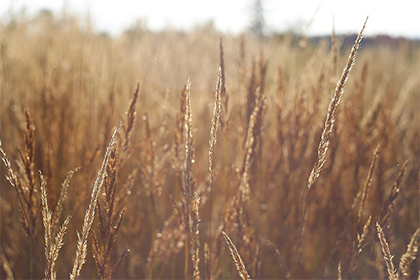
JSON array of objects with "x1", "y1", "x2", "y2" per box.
[{"x1": 0, "y1": 12, "x2": 419, "y2": 280}]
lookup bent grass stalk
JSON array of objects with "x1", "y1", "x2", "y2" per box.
[
  {"x1": 70, "y1": 123, "x2": 121, "y2": 280},
  {"x1": 221, "y1": 230, "x2": 252, "y2": 280},
  {"x1": 294, "y1": 17, "x2": 368, "y2": 272}
]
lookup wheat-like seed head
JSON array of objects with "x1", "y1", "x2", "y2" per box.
[
  {"x1": 399, "y1": 228, "x2": 420, "y2": 278},
  {"x1": 221, "y1": 230, "x2": 252, "y2": 280},
  {"x1": 122, "y1": 83, "x2": 140, "y2": 159},
  {"x1": 209, "y1": 67, "x2": 222, "y2": 184},
  {"x1": 70, "y1": 123, "x2": 120, "y2": 280},
  {"x1": 0, "y1": 247, "x2": 15, "y2": 280},
  {"x1": 40, "y1": 172, "x2": 53, "y2": 280},
  {"x1": 52, "y1": 168, "x2": 79, "y2": 232},
  {"x1": 40, "y1": 171, "x2": 71, "y2": 280},
  {"x1": 308, "y1": 17, "x2": 368, "y2": 191},
  {"x1": 295, "y1": 17, "x2": 368, "y2": 273},
  {"x1": 338, "y1": 261, "x2": 342, "y2": 280},
  {"x1": 376, "y1": 222, "x2": 398, "y2": 280},
  {"x1": 182, "y1": 78, "x2": 201, "y2": 280},
  {"x1": 357, "y1": 144, "x2": 380, "y2": 226}
]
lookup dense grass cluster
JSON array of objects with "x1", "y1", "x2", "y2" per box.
[{"x1": 0, "y1": 12, "x2": 419, "y2": 279}]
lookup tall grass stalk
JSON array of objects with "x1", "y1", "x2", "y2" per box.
[
  {"x1": 294, "y1": 17, "x2": 368, "y2": 271},
  {"x1": 70, "y1": 124, "x2": 120, "y2": 280}
]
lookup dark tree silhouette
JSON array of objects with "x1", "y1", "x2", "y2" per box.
[{"x1": 248, "y1": 0, "x2": 266, "y2": 37}]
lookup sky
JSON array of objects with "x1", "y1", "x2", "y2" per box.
[{"x1": 1, "y1": 0, "x2": 420, "y2": 38}]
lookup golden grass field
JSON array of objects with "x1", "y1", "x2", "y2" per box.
[{"x1": 0, "y1": 12, "x2": 419, "y2": 279}]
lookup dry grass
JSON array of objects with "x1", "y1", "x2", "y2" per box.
[
  {"x1": 0, "y1": 11, "x2": 419, "y2": 279},
  {"x1": 220, "y1": 230, "x2": 252, "y2": 280},
  {"x1": 70, "y1": 123, "x2": 120, "y2": 280},
  {"x1": 295, "y1": 18, "x2": 367, "y2": 270},
  {"x1": 376, "y1": 222, "x2": 398, "y2": 280},
  {"x1": 399, "y1": 228, "x2": 420, "y2": 279}
]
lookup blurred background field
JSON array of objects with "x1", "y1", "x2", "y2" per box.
[{"x1": 0, "y1": 2, "x2": 419, "y2": 279}]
